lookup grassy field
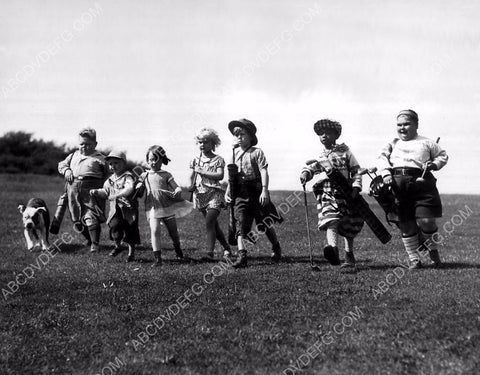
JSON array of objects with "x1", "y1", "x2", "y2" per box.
[{"x1": 1, "y1": 174, "x2": 479, "y2": 375}]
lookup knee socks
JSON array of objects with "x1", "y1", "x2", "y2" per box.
[
  {"x1": 402, "y1": 234, "x2": 420, "y2": 262},
  {"x1": 326, "y1": 224, "x2": 338, "y2": 247}
]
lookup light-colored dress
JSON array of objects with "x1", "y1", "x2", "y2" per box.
[
  {"x1": 142, "y1": 170, "x2": 193, "y2": 220},
  {"x1": 190, "y1": 154, "x2": 226, "y2": 211}
]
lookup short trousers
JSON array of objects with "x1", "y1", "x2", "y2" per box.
[
  {"x1": 392, "y1": 171, "x2": 442, "y2": 221},
  {"x1": 233, "y1": 182, "x2": 283, "y2": 238}
]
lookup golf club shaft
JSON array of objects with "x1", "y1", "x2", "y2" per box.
[{"x1": 303, "y1": 185, "x2": 314, "y2": 266}]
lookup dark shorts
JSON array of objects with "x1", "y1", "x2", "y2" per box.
[
  {"x1": 392, "y1": 170, "x2": 442, "y2": 221},
  {"x1": 233, "y1": 181, "x2": 283, "y2": 238},
  {"x1": 109, "y1": 209, "x2": 141, "y2": 245}
]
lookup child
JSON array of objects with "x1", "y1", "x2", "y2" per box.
[
  {"x1": 225, "y1": 118, "x2": 282, "y2": 268},
  {"x1": 189, "y1": 128, "x2": 231, "y2": 260},
  {"x1": 300, "y1": 119, "x2": 364, "y2": 269},
  {"x1": 379, "y1": 109, "x2": 448, "y2": 269},
  {"x1": 136, "y1": 145, "x2": 193, "y2": 266},
  {"x1": 90, "y1": 151, "x2": 140, "y2": 262},
  {"x1": 57, "y1": 127, "x2": 108, "y2": 252}
]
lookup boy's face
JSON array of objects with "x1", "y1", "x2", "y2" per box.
[
  {"x1": 108, "y1": 159, "x2": 126, "y2": 175},
  {"x1": 197, "y1": 137, "x2": 213, "y2": 153},
  {"x1": 78, "y1": 136, "x2": 97, "y2": 156},
  {"x1": 233, "y1": 128, "x2": 252, "y2": 149},
  {"x1": 147, "y1": 152, "x2": 161, "y2": 171},
  {"x1": 396, "y1": 116, "x2": 418, "y2": 141},
  {"x1": 318, "y1": 129, "x2": 337, "y2": 148}
]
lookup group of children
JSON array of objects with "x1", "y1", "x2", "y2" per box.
[{"x1": 54, "y1": 110, "x2": 448, "y2": 270}]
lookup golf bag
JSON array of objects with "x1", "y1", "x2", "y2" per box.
[
  {"x1": 50, "y1": 185, "x2": 68, "y2": 235},
  {"x1": 368, "y1": 175, "x2": 399, "y2": 227},
  {"x1": 227, "y1": 163, "x2": 239, "y2": 246},
  {"x1": 326, "y1": 168, "x2": 392, "y2": 244}
]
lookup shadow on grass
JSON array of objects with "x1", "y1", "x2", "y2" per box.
[
  {"x1": 438, "y1": 262, "x2": 480, "y2": 270},
  {"x1": 364, "y1": 262, "x2": 480, "y2": 271}
]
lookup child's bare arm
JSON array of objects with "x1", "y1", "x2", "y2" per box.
[
  {"x1": 195, "y1": 166, "x2": 224, "y2": 180},
  {"x1": 58, "y1": 153, "x2": 75, "y2": 183},
  {"x1": 168, "y1": 176, "x2": 182, "y2": 198},
  {"x1": 259, "y1": 167, "x2": 270, "y2": 206}
]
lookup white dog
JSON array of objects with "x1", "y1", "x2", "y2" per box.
[{"x1": 18, "y1": 198, "x2": 50, "y2": 251}]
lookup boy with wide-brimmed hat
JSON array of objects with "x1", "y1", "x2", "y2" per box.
[
  {"x1": 225, "y1": 118, "x2": 283, "y2": 268},
  {"x1": 379, "y1": 109, "x2": 448, "y2": 269},
  {"x1": 300, "y1": 119, "x2": 364, "y2": 270}
]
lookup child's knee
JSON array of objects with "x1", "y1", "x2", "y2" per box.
[{"x1": 417, "y1": 218, "x2": 437, "y2": 231}]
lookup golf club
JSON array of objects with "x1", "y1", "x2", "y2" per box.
[
  {"x1": 416, "y1": 137, "x2": 440, "y2": 183},
  {"x1": 303, "y1": 184, "x2": 321, "y2": 272}
]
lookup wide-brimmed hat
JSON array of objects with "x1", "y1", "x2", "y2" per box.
[
  {"x1": 313, "y1": 119, "x2": 342, "y2": 137},
  {"x1": 105, "y1": 150, "x2": 126, "y2": 162},
  {"x1": 228, "y1": 118, "x2": 258, "y2": 146}
]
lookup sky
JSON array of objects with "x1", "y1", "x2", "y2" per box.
[{"x1": 1, "y1": 0, "x2": 479, "y2": 193}]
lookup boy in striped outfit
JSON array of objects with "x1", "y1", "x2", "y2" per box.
[
  {"x1": 378, "y1": 109, "x2": 448, "y2": 269},
  {"x1": 300, "y1": 119, "x2": 364, "y2": 269}
]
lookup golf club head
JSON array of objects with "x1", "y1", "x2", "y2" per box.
[
  {"x1": 311, "y1": 264, "x2": 321, "y2": 272},
  {"x1": 357, "y1": 168, "x2": 369, "y2": 176}
]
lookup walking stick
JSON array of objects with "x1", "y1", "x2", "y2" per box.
[{"x1": 303, "y1": 184, "x2": 321, "y2": 271}]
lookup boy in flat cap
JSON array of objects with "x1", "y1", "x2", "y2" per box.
[
  {"x1": 300, "y1": 119, "x2": 364, "y2": 269},
  {"x1": 58, "y1": 127, "x2": 108, "y2": 252},
  {"x1": 225, "y1": 118, "x2": 283, "y2": 268},
  {"x1": 378, "y1": 109, "x2": 448, "y2": 269}
]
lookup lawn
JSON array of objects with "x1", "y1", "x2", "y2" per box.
[{"x1": 0, "y1": 174, "x2": 479, "y2": 375}]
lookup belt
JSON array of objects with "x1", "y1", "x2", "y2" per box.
[
  {"x1": 392, "y1": 167, "x2": 422, "y2": 177},
  {"x1": 75, "y1": 176, "x2": 103, "y2": 181}
]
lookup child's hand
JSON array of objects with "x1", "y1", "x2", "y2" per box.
[
  {"x1": 300, "y1": 172, "x2": 308, "y2": 185},
  {"x1": 259, "y1": 188, "x2": 270, "y2": 206},
  {"x1": 425, "y1": 161, "x2": 437, "y2": 171},
  {"x1": 225, "y1": 192, "x2": 232, "y2": 204},
  {"x1": 89, "y1": 189, "x2": 97, "y2": 196},
  {"x1": 65, "y1": 169, "x2": 74, "y2": 183},
  {"x1": 383, "y1": 175, "x2": 393, "y2": 185},
  {"x1": 194, "y1": 166, "x2": 204, "y2": 175},
  {"x1": 173, "y1": 187, "x2": 182, "y2": 199}
]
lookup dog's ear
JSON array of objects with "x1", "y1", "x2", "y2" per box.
[{"x1": 18, "y1": 204, "x2": 26, "y2": 213}]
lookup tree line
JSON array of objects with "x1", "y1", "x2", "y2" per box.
[{"x1": 0, "y1": 131, "x2": 137, "y2": 175}]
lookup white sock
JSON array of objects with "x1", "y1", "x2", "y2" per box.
[
  {"x1": 402, "y1": 234, "x2": 420, "y2": 262},
  {"x1": 326, "y1": 225, "x2": 338, "y2": 247},
  {"x1": 344, "y1": 237, "x2": 354, "y2": 253}
]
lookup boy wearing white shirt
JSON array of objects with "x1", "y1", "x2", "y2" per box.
[{"x1": 379, "y1": 110, "x2": 448, "y2": 269}]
